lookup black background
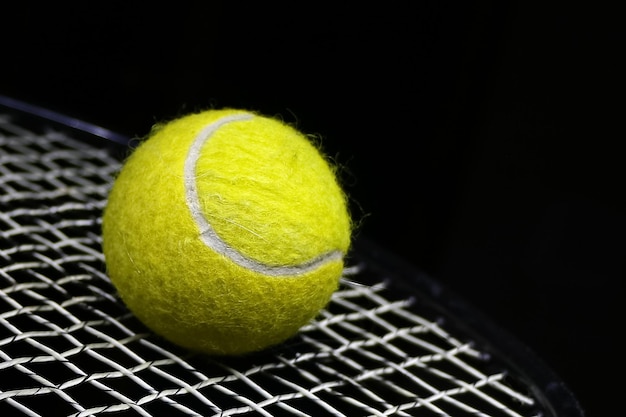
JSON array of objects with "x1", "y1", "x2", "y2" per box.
[{"x1": 2, "y1": 2, "x2": 623, "y2": 415}]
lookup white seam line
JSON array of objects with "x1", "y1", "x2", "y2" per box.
[{"x1": 183, "y1": 113, "x2": 343, "y2": 277}]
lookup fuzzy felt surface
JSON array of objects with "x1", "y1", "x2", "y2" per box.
[{"x1": 101, "y1": 109, "x2": 351, "y2": 355}]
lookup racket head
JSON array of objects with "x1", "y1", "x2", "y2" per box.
[{"x1": 0, "y1": 95, "x2": 584, "y2": 416}]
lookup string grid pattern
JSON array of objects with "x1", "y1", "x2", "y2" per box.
[{"x1": 1, "y1": 114, "x2": 544, "y2": 416}]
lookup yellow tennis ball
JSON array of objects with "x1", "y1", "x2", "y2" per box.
[{"x1": 101, "y1": 109, "x2": 351, "y2": 356}]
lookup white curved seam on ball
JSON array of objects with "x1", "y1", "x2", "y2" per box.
[{"x1": 184, "y1": 113, "x2": 344, "y2": 277}]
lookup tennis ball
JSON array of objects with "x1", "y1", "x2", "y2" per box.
[{"x1": 101, "y1": 109, "x2": 351, "y2": 356}]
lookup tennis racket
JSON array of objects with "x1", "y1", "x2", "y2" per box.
[{"x1": 0, "y1": 95, "x2": 584, "y2": 416}]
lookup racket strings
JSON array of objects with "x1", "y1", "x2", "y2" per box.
[{"x1": 1, "y1": 115, "x2": 544, "y2": 416}]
